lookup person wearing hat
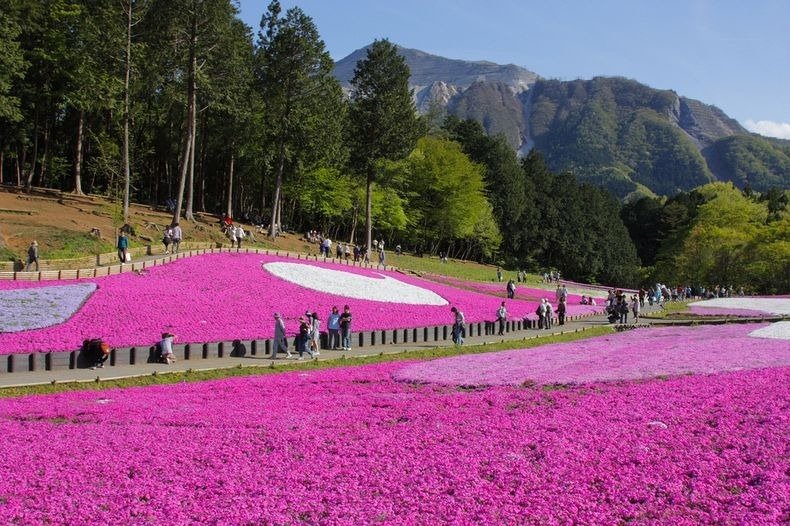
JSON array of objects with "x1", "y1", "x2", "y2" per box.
[
  {"x1": 26, "y1": 240, "x2": 39, "y2": 271},
  {"x1": 272, "y1": 313, "x2": 291, "y2": 359}
]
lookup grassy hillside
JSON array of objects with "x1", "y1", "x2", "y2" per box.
[{"x1": 0, "y1": 187, "x2": 527, "y2": 283}]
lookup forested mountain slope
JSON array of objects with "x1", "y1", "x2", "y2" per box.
[{"x1": 336, "y1": 47, "x2": 789, "y2": 198}]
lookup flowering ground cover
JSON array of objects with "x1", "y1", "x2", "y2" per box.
[
  {"x1": 688, "y1": 297, "x2": 790, "y2": 317},
  {"x1": 0, "y1": 362, "x2": 786, "y2": 524},
  {"x1": 421, "y1": 274, "x2": 605, "y2": 304},
  {"x1": 394, "y1": 323, "x2": 790, "y2": 386},
  {"x1": 0, "y1": 283, "x2": 96, "y2": 333},
  {"x1": 264, "y1": 261, "x2": 448, "y2": 305},
  {"x1": 0, "y1": 254, "x2": 608, "y2": 354},
  {"x1": 750, "y1": 321, "x2": 790, "y2": 340}
]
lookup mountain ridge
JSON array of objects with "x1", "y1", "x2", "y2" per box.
[{"x1": 334, "y1": 43, "x2": 788, "y2": 197}]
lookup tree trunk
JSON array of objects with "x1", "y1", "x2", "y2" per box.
[
  {"x1": 226, "y1": 149, "x2": 235, "y2": 219},
  {"x1": 172, "y1": 14, "x2": 198, "y2": 225},
  {"x1": 172, "y1": 120, "x2": 193, "y2": 225},
  {"x1": 184, "y1": 14, "x2": 198, "y2": 223},
  {"x1": 198, "y1": 112, "x2": 208, "y2": 212},
  {"x1": 0, "y1": 150, "x2": 4, "y2": 184},
  {"x1": 73, "y1": 109, "x2": 85, "y2": 194},
  {"x1": 25, "y1": 107, "x2": 39, "y2": 189},
  {"x1": 276, "y1": 196, "x2": 282, "y2": 231},
  {"x1": 349, "y1": 203, "x2": 357, "y2": 244},
  {"x1": 268, "y1": 140, "x2": 286, "y2": 238},
  {"x1": 365, "y1": 174, "x2": 373, "y2": 259},
  {"x1": 39, "y1": 118, "x2": 50, "y2": 188},
  {"x1": 122, "y1": 0, "x2": 132, "y2": 221},
  {"x1": 185, "y1": 113, "x2": 196, "y2": 221}
]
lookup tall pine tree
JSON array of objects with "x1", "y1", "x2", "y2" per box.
[{"x1": 348, "y1": 39, "x2": 422, "y2": 256}]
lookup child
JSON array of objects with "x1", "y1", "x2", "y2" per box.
[{"x1": 160, "y1": 332, "x2": 176, "y2": 364}]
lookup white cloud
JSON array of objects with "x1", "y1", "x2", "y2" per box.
[{"x1": 743, "y1": 119, "x2": 790, "y2": 140}]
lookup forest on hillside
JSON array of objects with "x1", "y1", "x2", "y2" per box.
[
  {"x1": 0, "y1": 1, "x2": 786, "y2": 292},
  {"x1": 528, "y1": 77, "x2": 790, "y2": 198}
]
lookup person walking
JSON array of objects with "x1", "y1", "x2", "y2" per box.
[
  {"x1": 536, "y1": 299, "x2": 547, "y2": 329},
  {"x1": 451, "y1": 307, "x2": 465, "y2": 345},
  {"x1": 496, "y1": 301, "x2": 507, "y2": 336},
  {"x1": 162, "y1": 227, "x2": 172, "y2": 255},
  {"x1": 159, "y1": 332, "x2": 176, "y2": 364},
  {"x1": 631, "y1": 295, "x2": 641, "y2": 324},
  {"x1": 506, "y1": 279, "x2": 516, "y2": 299},
  {"x1": 271, "y1": 313, "x2": 291, "y2": 359},
  {"x1": 228, "y1": 225, "x2": 237, "y2": 249},
  {"x1": 544, "y1": 300, "x2": 554, "y2": 330},
  {"x1": 171, "y1": 223, "x2": 182, "y2": 253},
  {"x1": 496, "y1": 267, "x2": 503, "y2": 282},
  {"x1": 340, "y1": 305, "x2": 353, "y2": 351},
  {"x1": 327, "y1": 306, "x2": 341, "y2": 350},
  {"x1": 377, "y1": 248, "x2": 386, "y2": 269},
  {"x1": 310, "y1": 311, "x2": 321, "y2": 355},
  {"x1": 296, "y1": 317, "x2": 314, "y2": 360},
  {"x1": 25, "y1": 240, "x2": 39, "y2": 271},
  {"x1": 557, "y1": 297, "x2": 567, "y2": 326},
  {"x1": 618, "y1": 296, "x2": 629, "y2": 324},
  {"x1": 117, "y1": 231, "x2": 129, "y2": 264},
  {"x1": 234, "y1": 225, "x2": 245, "y2": 249}
]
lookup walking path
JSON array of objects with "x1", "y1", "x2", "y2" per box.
[{"x1": 0, "y1": 314, "x2": 622, "y2": 388}]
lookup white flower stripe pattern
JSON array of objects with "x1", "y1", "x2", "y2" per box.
[
  {"x1": 688, "y1": 297, "x2": 790, "y2": 316},
  {"x1": 263, "y1": 262, "x2": 449, "y2": 305},
  {"x1": 749, "y1": 321, "x2": 790, "y2": 340}
]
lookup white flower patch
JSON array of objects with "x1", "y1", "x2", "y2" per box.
[
  {"x1": 0, "y1": 283, "x2": 97, "y2": 332},
  {"x1": 263, "y1": 262, "x2": 448, "y2": 305},
  {"x1": 749, "y1": 321, "x2": 790, "y2": 341},
  {"x1": 689, "y1": 297, "x2": 790, "y2": 316}
]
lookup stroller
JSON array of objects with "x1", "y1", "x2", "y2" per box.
[{"x1": 606, "y1": 305, "x2": 619, "y2": 324}]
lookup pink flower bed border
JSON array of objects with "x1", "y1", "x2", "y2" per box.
[
  {"x1": 0, "y1": 253, "x2": 607, "y2": 354},
  {"x1": 425, "y1": 274, "x2": 606, "y2": 303}
]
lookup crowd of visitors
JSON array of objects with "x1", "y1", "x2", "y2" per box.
[
  {"x1": 268, "y1": 305, "x2": 353, "y2": 360},
  {"x1": 306, "y1": 230, "x2": 391, "y2": 268}
]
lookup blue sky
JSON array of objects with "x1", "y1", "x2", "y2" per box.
[{"x1": 238, "y1": 0, "x2": 790, "y2": 139}]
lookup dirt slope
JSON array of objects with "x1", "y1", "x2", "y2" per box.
[{"x1": 0, "y1": 187, "x2": 309, "y2": 260}]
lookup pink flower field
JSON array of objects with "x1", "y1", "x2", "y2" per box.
[
  {"x1": 0, "y1": 254, "x2": 606, "y2": 354},
  {"x1": 394, "y1": 323, "x2": 790, "y2": 386},
  {"x1": 424, "y1": 274, "x2": 606, "y2": 303},
  {"x1": 0, "y1": 362, "x2": 786, "y2": 524}
]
